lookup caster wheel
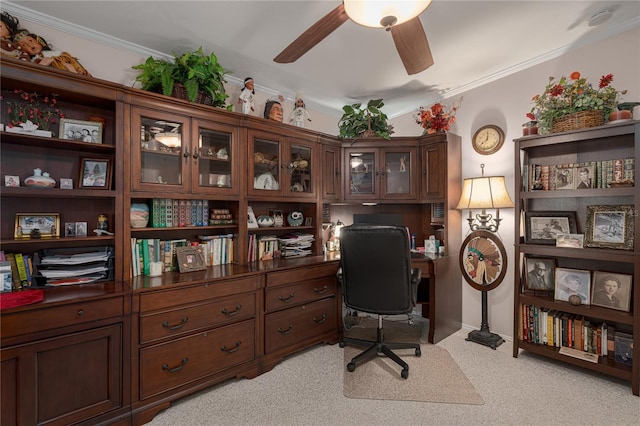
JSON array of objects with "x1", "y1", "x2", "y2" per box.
[
  {"x1": 415, "y1": 348, "x2": 421, "y2": 357},
  {"x1": 401, "y1": 368, "x2": 409, "y2": 379},
  {"x1": 347, "y1": 362, "x2": 356, "y2": 372},
  {"x1": 339, "y1": 341, "x2": 346, "y2": 348}
]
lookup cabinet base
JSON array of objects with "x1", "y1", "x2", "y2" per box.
[{"x1": 466, "y1": 329, "x2": 505, "y2": 350}]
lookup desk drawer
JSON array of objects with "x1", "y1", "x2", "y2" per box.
[
  {"x1": 264, "y1": 297, "x2": 337, "y2": 354},
  {"x1": 139, "y1": 319, "x2": 255, "y2": 399},
  {"x1": 140, "y1": 292, "x2": 256, "y2": 344},
  {"x1": 1, "y1": 297, "x2": 123, "y2": 338},
  {"x1": 265, "y1": 276, "x2": 336, "y2": 313},
  {"x1": 266, "y1": 263, "x2": 338, "y2": 287},
  {"x1": 139, "y1": 276, "x2": 261, "y2": 312}
]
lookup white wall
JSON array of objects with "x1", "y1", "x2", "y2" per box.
[
  {"x1": 391, "y1": 27, "x2": 640, "y2": 338},
  {"x1": 13, "y1": 15, "x2": 639, "y2": 339}
]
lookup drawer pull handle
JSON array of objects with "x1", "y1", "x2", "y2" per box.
[
  {"x1": 77, "y1": 309, "x2": 85, "y2": 316},
  {"x1": 162, "y1": 357, "x2": 188, "y2": 373},
  {"x1": 313, "y1": 314, "x2": 327, "y2": 324},
  {"x1": 278, "y1": 292, "x2": 295, "y2": 302},
  {"x1": 277, "y1": 324, "x2": 294, "y2": 334},
  {"x1": 313, "y1": 285, "x2": 328, "y2": 294},
  {"x1": 221, "y1": 341, "x2": 242, "y2": 353},
  {"x1": 162, "y1": 317, "x2": 189, "y2": 330},
  {"x1": 221, "y1": 304, "x2": 242, "y2": 316}
]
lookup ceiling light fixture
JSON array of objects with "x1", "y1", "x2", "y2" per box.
[
  {"x1": 154, "y1": 132, "x2": 181, "y2": 148},
  {"x1": 343, "y1": 0, "x2": 432, "y2": 30},
  {"x1": 588, "y1": 9, "x2": 613, "y2": 27}
]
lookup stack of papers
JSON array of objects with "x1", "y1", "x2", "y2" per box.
[{"x1": 278, "y1": 233, "x2": 315, "y2": 258}]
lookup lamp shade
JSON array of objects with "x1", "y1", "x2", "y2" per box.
[
  {"x1": 343, "y1": 0, "x2": 432, "y2": 28},
  {"x1": 456, "y1": 176, "x2": 514, "y2": 210}
]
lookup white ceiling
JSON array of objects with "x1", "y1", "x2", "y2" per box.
[{"x1": 6, "y1": 1, "x2": 640, "y2": 117}]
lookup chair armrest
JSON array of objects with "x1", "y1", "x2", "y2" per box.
[
  {"x1": 336, "y1": 267, "x2": 343, "y2": 284},
  {"x1": 411, "y1": 268, "x2": 422, "y2": 285}
]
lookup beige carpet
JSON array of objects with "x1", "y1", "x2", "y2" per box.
[{"x1": 343, "y1": 318, "x2": 484, "y2": 405}]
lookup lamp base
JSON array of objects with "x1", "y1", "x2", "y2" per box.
[{"x1": 465, "y1": 329, "x2": 505, "y2": 350}]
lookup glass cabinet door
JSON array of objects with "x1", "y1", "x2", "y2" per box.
[
  {"x1": 193, "y1": 122, "x2": 238, "y2": 195},
  {"x1": 382, "y1": 149, "x2": 414, "y2": 198},
  {"x1": 287, "y1": 143, "x2": 312, "y2": 195},
  {"x1": 252, "y1": 137, "x2": 282, "y2": 193},
  {"x1": 132, "y1": 107, "x2": 190, "y2": 192},
  {"x1": 346, "y1": 149, "x2": 376, "y2": 198}
]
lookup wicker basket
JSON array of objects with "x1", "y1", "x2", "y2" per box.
[
  {"x1": 171, "y1": 83, "x2": 214, "y2": 106},
  {"x1": 551, "y1": 110, "x2": 604, "y2": 133}
]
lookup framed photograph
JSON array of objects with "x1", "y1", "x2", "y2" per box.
[
  {"x1": 554, "y1": 166, "x2": 574, "y2": 190},
  {"x1": 555, "y1": 233, "x2": 584, "y2": 248},
  {"x1": 554, "y1": 267, "x2": 591, "y2": 305},
  {"x1": 585, "y1": 205, "x2": 634, "y2": 250},
  {"x1": 15, "y1": 213, "x2": 60, "y2": 238},
  {"x1": 524, "y1": 257, "x2": 556, "y2": 291},
  {"x1": 75, "y1": 221, "x2": 88, "y2": 237},
  {"x1": 60, "y1": 178, "x2": 73, "y2": 189},
  {"x1": 524, "y1": 211, "x2": 578, "y2": 245},
  {"x1": 59, "y1": 118, "x2": 103, "y2": 144},
  {"x1": 64, "y1": 222, "x2": 76, "y2": 237},
  {"x1": 270, "y1": 209, "x2": 284, "y2": 227},
  {"x1": 591, "y1": 271, "x2": 633, "y2": 312},
  {"x1": 304, "y1": 217, "x2": 312, "y2": 226},
  {"x1": 4, "y1": 175, "x2": 19, "y2": 187},
  {"x1": 574, "y1": 165, "x2": 594, "y2": 189},
  {"x1": 79, "y1": 157, "x2": 112, "y2": 189},
  {"x1": 175, "y1": 246, "x2": 206, "y2": 273}
]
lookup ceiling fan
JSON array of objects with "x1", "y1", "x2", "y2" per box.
[{"x1": 273, "y1": 1, "x2": 434, "y2": 75}]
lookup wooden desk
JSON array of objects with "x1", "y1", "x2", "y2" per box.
[{"x1": 411, "y1": 253, "x2": 462, "y2": 344}]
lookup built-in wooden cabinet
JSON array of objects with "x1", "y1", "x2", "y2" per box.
[
  {"x1": 513, "y1": 122, "x2": 639, "y2": 396},
  {"x1": 320, "y1": 138, "x2": 342, "y2": 202},
  {"x1": 420, "y1": 140, "x2": 446, "y2": 201},
  {"x1": 343, "y1": 141, "x2": 418, "y2": 202}
]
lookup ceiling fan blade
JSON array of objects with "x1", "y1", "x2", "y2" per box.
[
  {"x1": 274, "y1": 4, "x2": 349, "y2": 63},
  {"x1": 391, "y1": 17, "x2": 434, "y2": 75}
]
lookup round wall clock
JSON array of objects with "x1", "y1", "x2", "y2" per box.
[
  {"x1": 459, "y1": 230, "x2": 507, "y2": 292},
  {"x1": 472, "y1": 125, "x2": 505, "y2": 155}
]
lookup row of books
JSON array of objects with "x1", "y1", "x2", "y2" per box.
[
  {"x1": 131, "y1": 235, "x2": 236, "y2": 276},
  {"x1": 246, "y1": 232, "x2": 315, "y2": 262},
  {"x1": 149, "y1": 198, "x2": 218, "y2": 228},
  {"x1": 1, "y1": 251, "x2": 34, "y2": 291},
  {"x1": 523, "y1": 157, "x2": 634, "y2": 191},
  {"x1": 247, "y1": 235, "x2": 280, "y2": 262},
  {"x1": 521, "y1": 304, "x2": 629, "y2": 362}
]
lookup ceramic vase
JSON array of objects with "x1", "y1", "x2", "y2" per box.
[{"x1": 24, "y1": 168, "x2": 56, "y2": 188}]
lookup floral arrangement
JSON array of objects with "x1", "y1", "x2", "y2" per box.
[
  {"x1": 527, "y1": 71, "x2": 626, "y2": 133},
  {"x1": 415, "y1": 97, "x2": 462, "y2": 134},
  {"x1": 1, "y1": 89, "x2": 65, "y2": 132}
]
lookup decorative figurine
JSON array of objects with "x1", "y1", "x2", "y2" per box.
[
  {"x1": 289, "y1": 98, "x2": 312, "y2": 128},
  {"x1": 264, "y1": 95, "x2": 284, "y2": 122},
  {"x1": 13, "y1": 30, "x2": 91, "y2": 76},
  {"x1": 0, "y1": 11, "x2": 20, "y2": 58},
  {"x1": 238, "y1": 77, "x2": 255, "y2": 114}
]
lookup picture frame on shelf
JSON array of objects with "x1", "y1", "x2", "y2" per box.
[
  {"x1": 584, "y1": 205, "x2": 634, "y2": 250},
  {"x1": 591, "y1": 271, "x2": 633, "y2": 312},
  {"x1": 270, "y1": 209, "x2": 284, "y2": 227},
  {"x1": 59, "y1": 118, "x2": 103, "y2": 144},
  {"x1": 59, "y1": 178, "x2": 73, "y2": 189},
  {"x1": 574, "y1": 164, "x2": 595, "y2": 189},
  {"x1": 554, "y1": 267, "x2": 591, "y2": 305},
  {"x1": 304, "y1": 217, "x2": 312, "y2": 226},
  {"x1": 554, "y1": 166, "x2": 574, "y2": 190},
  {"x1": 15, "y1": 213, "x2": 60, "y2": 238},
  {"x1": 75, "y1": 221, "x2": 88, "y2": 237},
  {"x1": 524, "y1": 257, "x2": 556, "y2": 291},
  {"x1": 4, "y1": 175, "x2": 19, "y2": 187},
  {"x1": 79, "y1": 157, "x2": 112, "y2": 190},
  {"x1": 64, "y1": 222, "x2": 76, "y2": 237},
  {"x1": 175, "y1": 245, "x2": 206, "y2": 273},
  {"x1": 524, "y1": 211, "x2": 578, "y2": 245},
  {"x1": 614, "y1": 332, "x2": 633, "y2": 365},
  {"x1": 555, "y1": 233, "x2": 584, "y2": 248}
]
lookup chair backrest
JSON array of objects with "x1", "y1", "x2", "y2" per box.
[{"x1": 339, "y1": 224, "x2": 414, "y2": 315}]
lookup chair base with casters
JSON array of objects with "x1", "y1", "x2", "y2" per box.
[{"x1": 340, "y1": 315, "x2": 421, "y2": 379}]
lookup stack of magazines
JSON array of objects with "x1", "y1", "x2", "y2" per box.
[
  {"x1": 33, "y1": 246, "x2": 114, "y2": 286},
  {"x1": 278, "y1": 233, "x2": 314, "y2": 258}
]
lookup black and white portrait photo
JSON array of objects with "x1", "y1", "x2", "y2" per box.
[{"x1": 585, "y1": 205, "x2": 634, "y2": 250}]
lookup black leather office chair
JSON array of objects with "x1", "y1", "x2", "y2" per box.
[{"x1": 337, "y1": 224, "x2": 422, "y2": 379}]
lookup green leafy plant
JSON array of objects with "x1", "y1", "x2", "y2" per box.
[
  {"x1": 132, "y1": 47, "x2": 230, "y2": 109},
  {"x1": 338, "y1": 99, "x2": 394, "y2": 140},
  {"x1": 527, "y1": 71, "x2": 626, "y2": 133}
]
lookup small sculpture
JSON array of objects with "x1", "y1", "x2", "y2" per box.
[
  {"x1": 0, "y1": 11, "x2": 20, "y2": 58},
  {"x1": 238, "y1": 77, "x2": 255, "y2": 114},
  {"x1": 264, "y1": 95, "x2": 284, "y2": 122},
  {"x1": 289, "y1": 98, "x2": 312, "y2": 128},
  {"x1": 13, "y1": 30, "x2": 91, "y2": 76}
]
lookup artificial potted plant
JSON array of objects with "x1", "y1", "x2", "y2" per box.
[
  {"x1": 338, "y1": 98, "x2": 394, "y2": 140},
  {"x1": 132, "y1": 47, "x2": 230, "y2": 109}
]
